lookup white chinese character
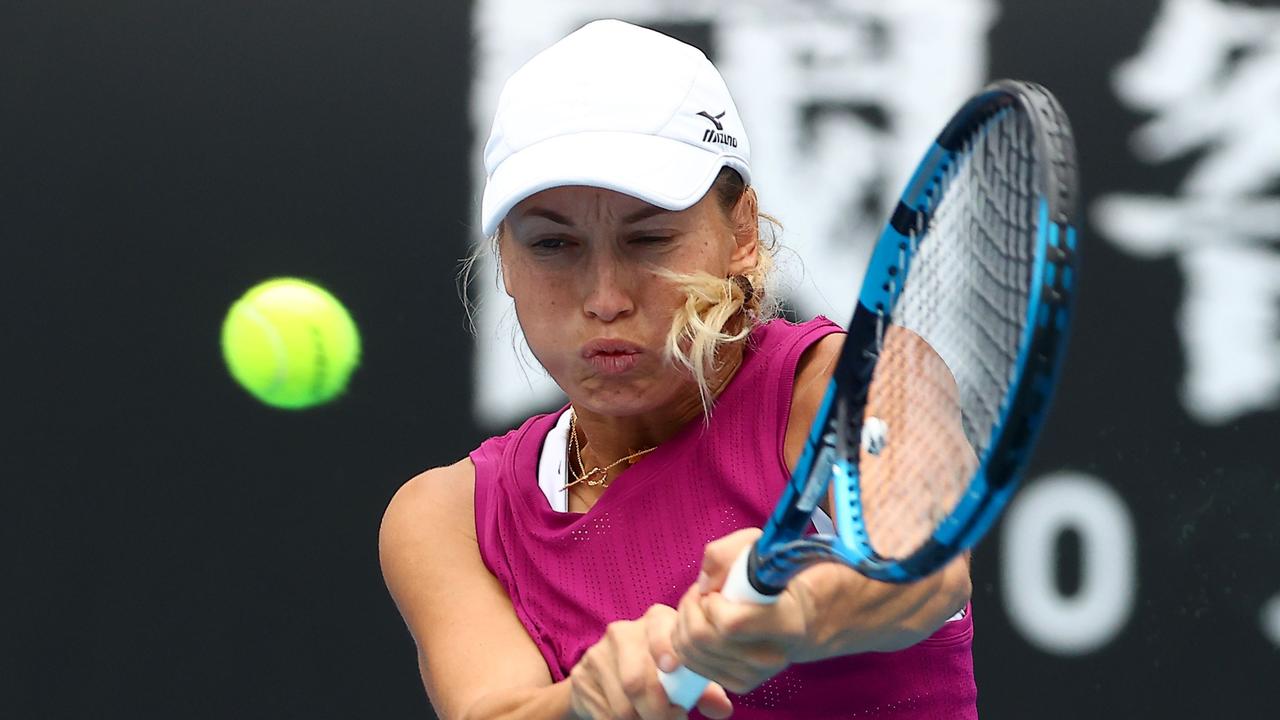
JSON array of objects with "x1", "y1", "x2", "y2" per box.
[{"x1": 1093, "y1": 0, "x2": 1280, "y2": 424}]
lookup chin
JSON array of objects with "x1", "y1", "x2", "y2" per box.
[
  {"x1": 571, "y1": 376, "x2": 679, "y2": 417},
  {"x1": 573, "y1": 390, "x2": 661, "y2": 417}
]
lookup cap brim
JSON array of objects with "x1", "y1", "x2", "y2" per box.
[{"x1": 481, "y1": 131, "x2": 747, "y2": 236}]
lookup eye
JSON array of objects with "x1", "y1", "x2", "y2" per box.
[
  {"x1": 530, "y1": 236, "x2": 572, "y2": 252},
  {"x1": 629, "y1": 234, "x2": 675, "y2": 246}
]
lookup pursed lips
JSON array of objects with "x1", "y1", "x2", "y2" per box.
[{"x1": 581, "y1": 339, "x2": 643, "y2": 374}]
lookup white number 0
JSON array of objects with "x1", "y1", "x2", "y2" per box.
[{"x1": 1001, "y1": 471, "x2": 1136, "y2": 655}]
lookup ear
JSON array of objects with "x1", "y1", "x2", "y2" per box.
[{"x1": 727, "y1": 187, "x2": 760, "y2": 276}]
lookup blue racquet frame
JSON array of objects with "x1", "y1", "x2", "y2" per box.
[{"x1": 747, "y1": 79, "x2": 1080, "y2": 592}]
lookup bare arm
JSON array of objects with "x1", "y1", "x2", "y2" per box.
[
  {"x1": 380, "y1": 460, "x2": 731, "y2": 720},
  {"x1": 787, "y1": 547, "x2": 971, "y2": 659},
  {"x1": 786, "y1": 331, "x2": 971, "y2": 653},
  {"x1": 666, "y1": 528, "x2": 969, "y2": 693},
  {"x1": 379, "y1": 460, "x2": 573, "y2": 720}
]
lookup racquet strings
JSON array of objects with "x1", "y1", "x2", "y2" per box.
[{"x1": 853, "y1": 107, "x2": 1040, "y2": 560}]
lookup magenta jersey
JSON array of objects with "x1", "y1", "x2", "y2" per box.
[{"x1": 470, "y1": 317, "x2": 978, "y2": 718}]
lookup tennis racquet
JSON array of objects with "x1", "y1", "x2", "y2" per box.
[{"x1": 659, "y1": 79, "x2": 1080, "y2": 709}]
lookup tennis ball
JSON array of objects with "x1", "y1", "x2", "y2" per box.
[{"x1": 221, "y1": 278, "x2": 361, "y2": 409}]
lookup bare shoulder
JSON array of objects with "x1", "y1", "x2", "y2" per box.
[
  {"x1": 794, "y1": 331, "x2": 845, "y2": 396},
  {"x1": 381, "y1": 459, "x2": 477, "y2": 547},
  {"x1": 378, "y1": 458, "x2": 480, "y2": 634},
  {"x1": 783, "y1": 332, "x2": 845, "y2": 471},
  {"x1": 379, "y1": 458, "x2": 554, "y2": 717}
]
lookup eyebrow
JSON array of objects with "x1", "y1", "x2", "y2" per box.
[
  {"x1": 520, "y1": 207, "x2": 576, "y2": 226},
  {"x1": 517, "y1": 204, "x2": 672, "y2": 227}
]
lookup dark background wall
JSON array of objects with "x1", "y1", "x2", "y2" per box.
[{"x1": 5, "y1": 1, "x2": 1277, "y2": 718}]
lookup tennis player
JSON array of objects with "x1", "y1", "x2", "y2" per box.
[{"x1": 380, "y1": 20, "x2": 975, "y2": 719}]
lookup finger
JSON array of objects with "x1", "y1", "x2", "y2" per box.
[
  {"x1": 675, "y1": 579, "x2": 783, "y2": 691},
  {"x1": 686, "y1": 590, "x2": 794, "y2": 693},
  {"x1": 643, "y1": 604, "x2": 680, "y2": 677},
  {"x1": 598, "y1": 627, "x2": 645, "y2": 720},
  {"x1": 600, "y1": 671, "x2": 638, "y2": 720},
  {"x1": 699, "y1": 528, "x2": 763, "y2": 593},
  {"x1": 618, "y1": 621, "x2": 682, "y2": 720},
  {"x1": 700, "y1": 588, "x2": 802, "y2": 644},
  {"x1": 703, "y1": 594, "x2": 793, "y2": 686},
  {"x1": 695, "y1": 682, "x2": 735, "y2": 720},
  {"x1": 673, "y1": 585, "x2": 758, "y2": 690},
  {"x1": 644, "y1": 609, "x2": 695, "y2": 716},
  {"x1": 569, "y1": 658, "x2": 614, "y2": 720},
  {"x1": 674, "y1": 583, "x2": 722, "y2": 665},
  {"x1": 676, "y1": 585, "x2": 739, "y2": 665}
]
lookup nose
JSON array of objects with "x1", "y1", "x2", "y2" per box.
[{"x1": 582, "y1": 253, "x2": 635, "y2": 323}]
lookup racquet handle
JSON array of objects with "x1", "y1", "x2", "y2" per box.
[{"x1": 657, "y1": 546, "x2": 780, "y2": 709}]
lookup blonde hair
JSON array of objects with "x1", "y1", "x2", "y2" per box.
[
  {"x1": 460, "y1": 168, "x2": 781, "y2": 415},
  {"x1": 659, "y1": 168, "x2": 780, "y2": 415}
]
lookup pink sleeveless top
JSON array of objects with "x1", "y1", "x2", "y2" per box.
[{"x1": 471, "y1": 317, "x2": 977, "y2": 718}]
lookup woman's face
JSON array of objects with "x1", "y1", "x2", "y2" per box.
[{"x1": 500, "y1": 184, "x2": 756, "y2": 418}]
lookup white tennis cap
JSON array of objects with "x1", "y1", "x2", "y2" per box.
[{"x1": 480, "y1": 19, "x2": 752, "y2": 236}]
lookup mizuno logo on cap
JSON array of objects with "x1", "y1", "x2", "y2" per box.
[
  {"x1": 696, "y1": 110, "x2": 725, "y2": 130},
  {"x1": 697, "y1": 110, "x2": 737, "y2": 148}
]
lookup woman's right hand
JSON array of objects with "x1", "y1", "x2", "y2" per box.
[{"x1": 569, "y1": 604, "x2": 734, "y2": 720}]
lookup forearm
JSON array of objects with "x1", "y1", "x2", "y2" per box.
[
  {"x1": 791, "y1": 555, "x2": 971, "y2": 660},
  {"x1": 459, "y1": 680, "x2": 577, "y2": 720}
]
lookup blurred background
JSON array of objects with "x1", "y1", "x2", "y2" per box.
[{"x1": 5, "y1": 0, "x2": 1278, "y2": 717}]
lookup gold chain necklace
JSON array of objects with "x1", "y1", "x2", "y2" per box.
[{"x1": 562, "y1": 412, "x2": 656, "y2": 490}]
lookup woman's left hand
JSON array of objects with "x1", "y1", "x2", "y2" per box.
[{"x1": 654, "y1": 528, "x2": 812, "y2": 695}]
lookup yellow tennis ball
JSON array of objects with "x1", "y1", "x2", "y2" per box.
[{"x1": 221, "y1": 278, "x2": 361, "y2": 409}]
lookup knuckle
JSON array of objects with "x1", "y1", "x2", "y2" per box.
[
  {"x1": 767, "y1": 647, "x2": 790, "y2": 669},
  {"x1": 716, "y1": 611, "x2": 745, "y2": 635},
  {"x1": 643, "y1": 604, "x2": 671, "y2": 621},
  {"x1": 732, "y1": 670, "x2": 769, "y2": 694},
  {"x1": 580, "y1": 647, "x2": 606, "y2": 673},
  {"x1": 605, "y1": 620, "x2": 627, "y2": 640},
  {"x1": 620, "y1": 672, "x2": 648, "y2": 698},
  {"x1": 687, "y1": 621, "x2": 714, "y2": 646}
]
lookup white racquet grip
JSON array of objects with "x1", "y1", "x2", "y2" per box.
[
  {"x1": 657, "y1": 664, "x2": 707, "y2": 710},
  {"x1": 658, "y1": 547, "x2": 780, "y2": 709}
]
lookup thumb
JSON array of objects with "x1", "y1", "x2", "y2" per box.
[
  {"x1": 642, "y1": 604, "x2": 679, "y2": 673},
  {"x1": 695, "y1": 681, "x2": 734, "y2": 719},
  {"x1": 699, "y1": 528, "x2": 763, "y2": 594}
]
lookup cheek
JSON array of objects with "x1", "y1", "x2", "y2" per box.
[
  {"x1": 505, "y1": 258, "x2": 564, "y2": 306},
  {"x1": 510, "y1": 279, "x2": 567, "y2": 331},
  {"x1": 507, "y1": 274, "x2": 574, "y2": 359},
  {"x1": 682, "y1": 222, "x2": 736, "y2": 274}
]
